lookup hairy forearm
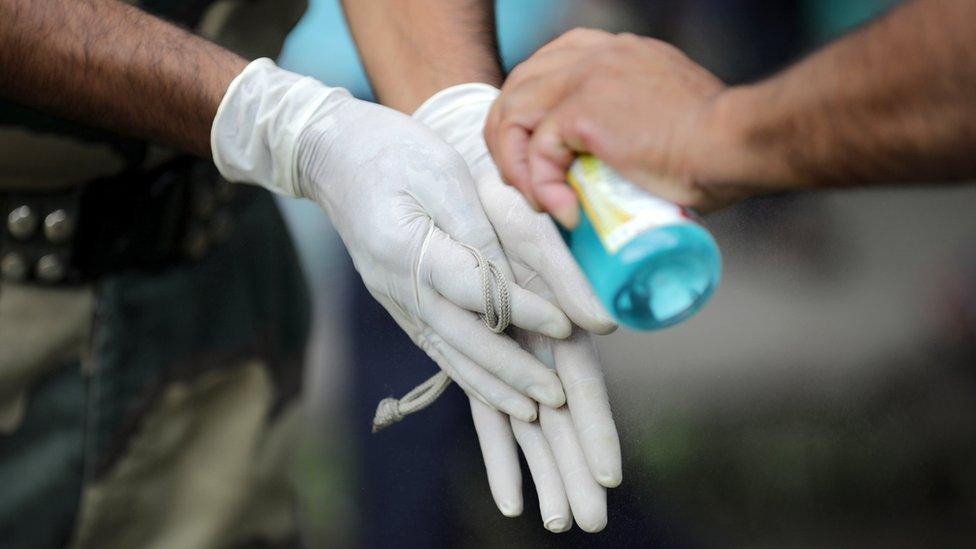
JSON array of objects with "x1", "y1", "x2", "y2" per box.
[
  {"x1": 340, "y1": 0, "x2": 501, "y2": 112},
  {"x1": 714, "y1": 0, "x2": 976, "y2": 189},
  {"x1": 0, "y1": 0, "x2": 246, "y2": 157}
]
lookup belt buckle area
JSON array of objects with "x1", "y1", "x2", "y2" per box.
[{"x1": 0, "y1": 160, "x2": 238, "y2": 286}]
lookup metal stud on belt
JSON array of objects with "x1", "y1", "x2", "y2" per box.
[
  {"x1": 7, "y1": 205, "x2": 38, "y2": 240},
  {"x1": 43, "y1": 209, "x2": 74, "y2": 244},
  {"x1": 1, "y1": 163, "x2": 239, "y2": 285},
  {"x1": 2, "y1": 201, "x2": 75, "y2": 284},
  {"x1": 0, "y1": 252, "x2": 28, "y2": 282}
]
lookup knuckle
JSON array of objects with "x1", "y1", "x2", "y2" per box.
[
  {"x1": 648, "y1": 37, "x2": 685, "y2": 59},
  {"x1": 615, "y1": 32, "x2": 642, "y2": 45},
  {"x1": 505, "y1": 61, "x2": 532, "y2": 85},
  {"x1": 561, "y1": 27, "x2": 591, "y2": 41},
  {"x1": 564, "y1": 27, "x2": 608, "y2": 41},
  {"x1": 608, "y1": 33, "x2": 655, "y2": 59},
  {"x1": 496, "y1": 118, "x2": 526, "y2": 149},
  {"x1": 496, "y1": 86, "x2": 528, "y2": 117},
  {"x1": 561, "y1": 109, "x2": 588, "y2": 138},
  {"x1": 559, "y1": 108, "x2": 601, "y2": 148},
  {"x1": 564, "y1": 374, "x2": 606, "y2": 394}
]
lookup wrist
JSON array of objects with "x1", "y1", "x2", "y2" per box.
[
  {"x1": 695, "y1": 84, "x2": 804, "y2": 191},
  {"x1": 211, "y1": 58, "x2": 349, "y2": 198}
]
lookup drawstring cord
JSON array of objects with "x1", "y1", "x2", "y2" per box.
[{"x1": 371, "y1": 244, "x2": 511, "y2": 433}]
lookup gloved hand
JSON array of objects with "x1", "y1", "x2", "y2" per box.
[
  {"x1": 211, "y1": 59, "x2": 573, "y2": 417},
  {"x1": 414, "y1": 83, "x2": 622, "y2": 532}
]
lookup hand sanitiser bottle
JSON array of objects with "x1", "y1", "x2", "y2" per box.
[{"x1": 562, "y1": 155, "x2": 722, "y2": 330}]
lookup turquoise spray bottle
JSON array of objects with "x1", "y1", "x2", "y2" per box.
[{"x1": 562, "y1": 156, "x2": 722, "y2": 330}]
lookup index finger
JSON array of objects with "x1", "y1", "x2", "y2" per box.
[
  {"x1": 470, "y1": 398, "x2": 524, "y2": 518},
  {"x1": 539, "y1": 405, "x2": 608, "y2": 533},
  {"x1": 488, "y1": 49, "x2": 590, "y2": 193}
]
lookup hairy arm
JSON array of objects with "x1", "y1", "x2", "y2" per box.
[
  {"x1": 716, "y1": 0, "x2": 976, "y2": 189},
  {"x1": 486, "y1": 0, "x2": 976, "y2": 218},
  {"x1": 340, "y1": 0, "x2": 501, "y2": 112},
  {"x1": 0, "y1": 0, "x2": 247, "y2": 157}
]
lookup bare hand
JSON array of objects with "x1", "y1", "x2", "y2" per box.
[{"x1": 485, "y1": 28, "x2": 754, "y2": 227}]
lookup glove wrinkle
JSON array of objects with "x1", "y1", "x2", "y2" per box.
[{"x1": 414, "y1": 221, "x2": 437, "y2": 316}]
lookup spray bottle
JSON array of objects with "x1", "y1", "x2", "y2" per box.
[{"x1": 562, "y1": 155, "x2": 722, "y2": 330}]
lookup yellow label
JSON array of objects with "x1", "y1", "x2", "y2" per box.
[{"x1": 567, "y1": 155, "x2": 686, "y2": 253}]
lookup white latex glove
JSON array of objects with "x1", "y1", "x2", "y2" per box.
[
  {"x1": 414, "y1": 84, "x2": 622, "y2": 532},
  {"x1": 212, "y1": 59, "x2": 573, "y2": 417}
]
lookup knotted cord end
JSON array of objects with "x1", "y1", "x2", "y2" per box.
[
  {"x1": 372, "y1": 397, "x2": 404, "y2": 433},
  {"x1": 370, "y1": 243, "x2": 510, "y2": 433}
]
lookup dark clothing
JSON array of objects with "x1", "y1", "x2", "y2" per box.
[{"x1": 0, "y1": 1, "x2": 310, "y2": 547}]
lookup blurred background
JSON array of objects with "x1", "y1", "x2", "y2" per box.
[{"x1": 274, "y1": 0, "x2": 976, "y2": 546}]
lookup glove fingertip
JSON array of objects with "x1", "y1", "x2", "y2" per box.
[
  {"x1": 577, "y1": 514, "x2": 608, "y2": 534},
  {"x1": 544, "y1": 516, "x2": 572, "y2": 533},
  {"x1": 496, "y1": 498, "x2": 524, "y2": 518},
  {"x1": 543, "y1": 314, "x2": 573, "y2": 340},
  {"x1": 527, "y1": 382, "x2": 566, "y2": 409},
  {"x1": 596, "y1": 468, "x2": 622, "y2": 489},
  {"x1": 584, "y1": 316, "x2": 618, "y2": 336},
  {"x1": 572, "y1": 494, "x2": 609, "y2": 534},
  {"x1": 553, "y1": 290, "x2": 617, "y2": 335}
]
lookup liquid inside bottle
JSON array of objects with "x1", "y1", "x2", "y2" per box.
[{"x1": 562, "y1": 156, "x2": 722, "y2": 330}]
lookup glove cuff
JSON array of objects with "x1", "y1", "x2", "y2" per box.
[
  {"x1": 413, "y1": 83, "x2": 500, "y2": 180},
  {"x1": 211, "y1": 58, "x2": 349, "y2": 197},
  {"x1": 412, "y1": 82, "x2": 500, "y2": 123}
]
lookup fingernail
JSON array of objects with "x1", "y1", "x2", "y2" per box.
[
  {"x1": 501, "y1": 398, "x2": 537, "y2": 423},
  {"x1": 535, "y1": 181, "x2": 580, "y2": 229},
  {"x1": 527, "y1": 383, "x2": 566, "y2": 408},
  {"x1": 544, "y1": 516, "x2": 571, "y2": 533},
  {"x1": 546, "y1": 200, "x2": 580, "y2": 230}
]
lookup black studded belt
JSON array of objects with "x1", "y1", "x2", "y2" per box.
[{"x1": 0, "y1": 156, "x2": 236, "y2": 285}]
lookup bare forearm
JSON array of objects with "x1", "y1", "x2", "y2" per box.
[
  {"x1": 715, "y1": 0, "x2": 976, "y2": 189},
  {"x1": 340, "y1": 0, "x2": 501, "y2": 112},
  {"x1": 0, "y1": 0, "x2": 246, "y2": 157}
]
